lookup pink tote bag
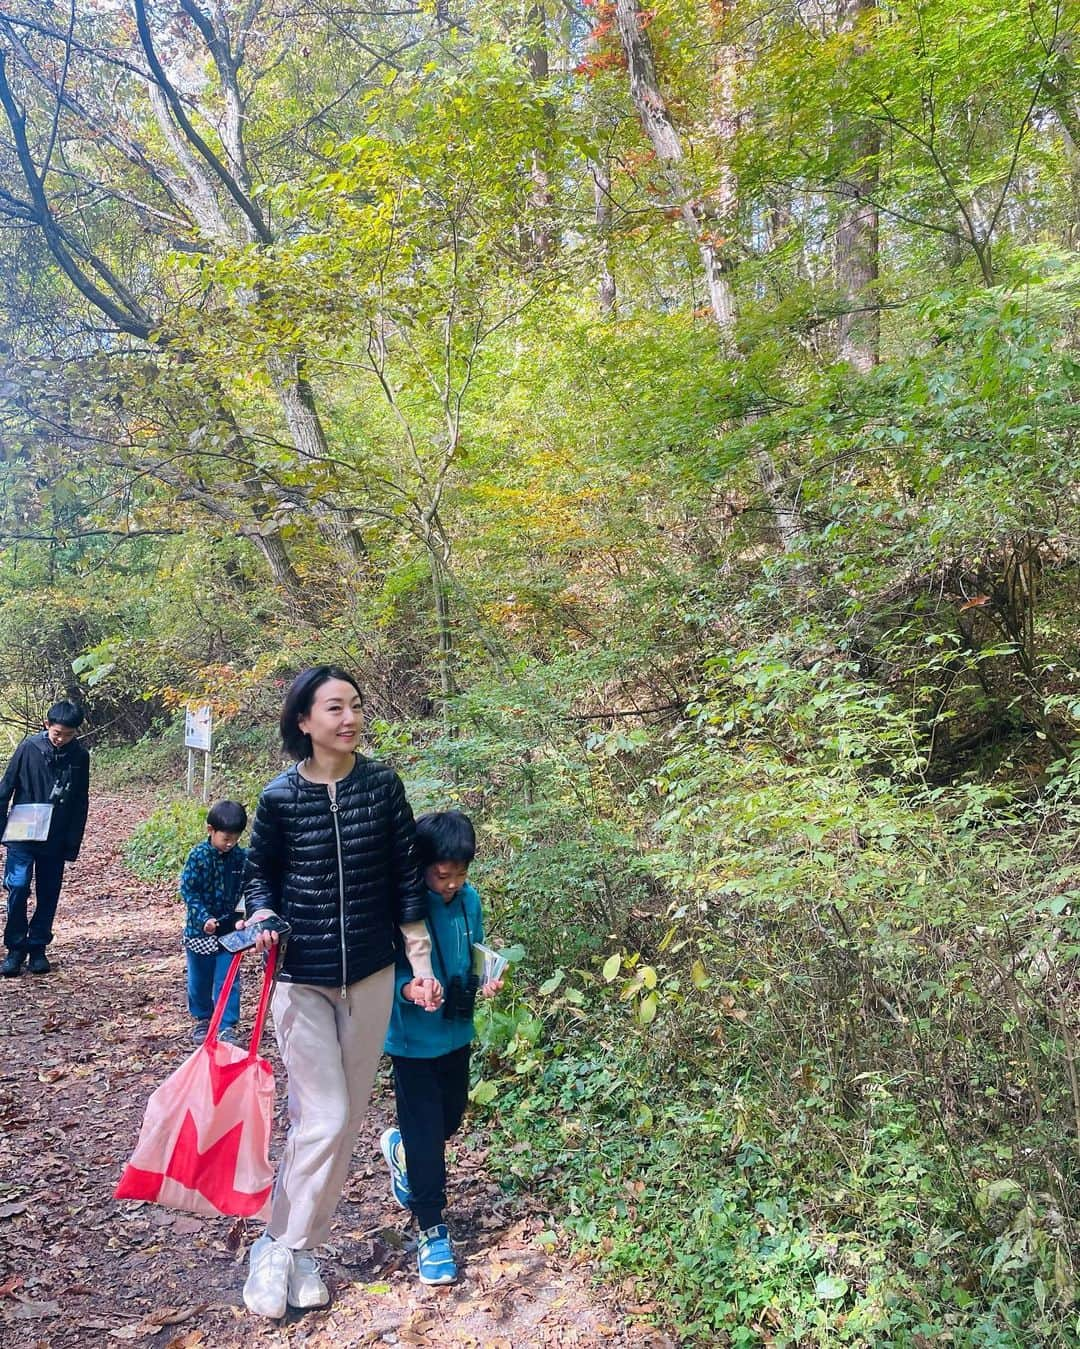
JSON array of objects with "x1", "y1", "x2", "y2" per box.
[{"x1": 114, "y1": 947, "x2": 278, "y2": 1219}]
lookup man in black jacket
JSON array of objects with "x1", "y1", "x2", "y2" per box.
[{"x1": 0, "y1": 701, "x2": 90, "y2": 976}]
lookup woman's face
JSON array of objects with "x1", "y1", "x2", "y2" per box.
[{"x1": 297, "y1": 678, "x2": 363, "y2": 758}]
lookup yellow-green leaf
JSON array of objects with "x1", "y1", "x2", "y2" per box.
[
  {"x1": 469, "y1": 1079, "x2": 498, "y2": 1106},
  {"x1": 538, "y1": 969, "x2": 564, "y2": 996}
]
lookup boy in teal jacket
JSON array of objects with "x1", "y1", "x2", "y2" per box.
[{"x1": 381, "y1": 811, "x2": 503, "y2": 1285}]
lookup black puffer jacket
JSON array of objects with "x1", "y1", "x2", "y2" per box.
[{"x1": 242, "y1": 756, "x2": 426, "y2": 988}]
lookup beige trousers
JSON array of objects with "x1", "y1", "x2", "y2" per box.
[{"x1": 266, "y1": 965, "x2": 394, "y2": 1248}]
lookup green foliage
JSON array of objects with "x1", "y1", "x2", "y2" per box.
[
  {"x1": 123, "y1": 800, "x2": 214, "y2": 884},
  {"x1": 477, "y1": 922, "x2": 1078, "y2": 1343},
  {"x1": 451, "y1": 614, "x2": 1080, "y2": 1341}
]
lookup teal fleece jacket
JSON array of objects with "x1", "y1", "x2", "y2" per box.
[{"x1": 384, "y1": 881, "x2": 484, "y2": 1059}]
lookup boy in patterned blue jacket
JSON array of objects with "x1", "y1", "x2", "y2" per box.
[
  {"x1": 380, "y1": 811, "x2": 503, "y2": 1286},
  {"x1": 180, "y1": 800, "x2": 248, "y2": 1045}
]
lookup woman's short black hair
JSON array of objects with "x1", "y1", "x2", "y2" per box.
[
  {"x1": 46, "y1": 700, "x2": 85, "y2": 729},
  {"x1": 414, "y1": 810, "x2": 476, "y2": 866},
  {"x1": 206, "y1": 800, "x2": 247, "y2": 833},
  {"x1": 279, "y1": 665, "x2": 363, "y2": 761}
]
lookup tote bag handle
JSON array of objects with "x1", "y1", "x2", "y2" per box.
[{"x1": 204, "y1": 945, "x2": 279, "y2": 1060}]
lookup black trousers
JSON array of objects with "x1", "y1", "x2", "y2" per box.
[{"x1": 390, "y1": 1044, "x2": 471, "y2": 1230}]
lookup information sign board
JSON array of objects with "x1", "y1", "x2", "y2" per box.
[{"x1": 184, "y1": 705, "x2": 212, "y2": 752}]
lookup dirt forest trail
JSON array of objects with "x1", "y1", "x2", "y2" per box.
[{"x1": 0, "y1": 795, "x2": 673, "y2": 1349}]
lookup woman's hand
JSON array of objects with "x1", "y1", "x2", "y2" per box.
[
  {"x1": 481, "y1": 977, "x2": 503, "y2": 997},
  {"x1": 404, "y1": 977, "x2": 443, "y2": 1011},
  {"x1": 237, "y1": 909, "x2": 279, "y2": 953}
]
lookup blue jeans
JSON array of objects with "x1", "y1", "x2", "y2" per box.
[
  {"x1": 3, "y1": 844, "x2": 66, "y2": 956},
  {"x1": 185, "y1": 948, "x2": 241, "y2": 1030}
]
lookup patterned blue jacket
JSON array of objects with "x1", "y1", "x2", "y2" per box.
[{"x1": 180, "y1": 839, "x2": 248, "y2": 948}]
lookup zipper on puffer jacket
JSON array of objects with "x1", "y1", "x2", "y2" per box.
[{"x1": 328, "y1": 782, "x2": 347, "y2": 1000}]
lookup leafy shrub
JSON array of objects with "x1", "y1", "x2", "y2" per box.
[
  {"x1": 479, "y1": 980, "x2": 1073, "y2": 1346},
  {"x1": 124, "y1": 800, "x2": 213, "y2": 883}
]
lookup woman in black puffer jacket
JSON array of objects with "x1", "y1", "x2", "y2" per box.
[{"x1": 239, "y1": 666, "x2": 443, "y2": 1319}]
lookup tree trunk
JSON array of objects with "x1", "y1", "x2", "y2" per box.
[
  {"x1": 248, "y1": 520, "x2": 304, "y2": 595},
  {"x1": 427, "y1": 543, "x2": 457, "y2": 731},
  {"x1": 613, "y1": 0, "x2": 804, "y2": 552},
  {"x1": 524, "y1": 2, "x2": 555, "y2": 263},
  {"x1": 612, "y1": 0, "x2": 737, "y2": 330},
  {"x1": 1044, "y1": 79, "x2": 1080, "y2": 245},
  {"x1": 593, "y1": 158, "x2": 617, "y2": 314},
  {"x1": 834, "y1": 0, "x2": 880, "y2": 370},
  {"x1": 265, "y1": 350, "x2": 369, "y2": 564}
]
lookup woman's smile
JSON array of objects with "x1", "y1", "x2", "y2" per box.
[{"x1": 298, "y1": 678, "x2": 364, "y2": 760}]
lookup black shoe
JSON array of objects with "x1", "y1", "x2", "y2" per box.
[
  {"x1": 27, "y1": 953, "x2": 51, "y2": 975},
  {"x1": 2, "y1": 952, "x2": 26, "y2": 977}
]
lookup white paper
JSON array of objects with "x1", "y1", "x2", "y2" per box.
[
  {"x1": 473, "y1": 942, "x2": 508, "y2": 983},
  {"x1": 2, "y1": 803, "x2": 54, "y2": 843}
]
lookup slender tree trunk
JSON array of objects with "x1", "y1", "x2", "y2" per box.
[
  {"x1": 427, "y1": 546, "x2": 457, "y2": 730},
  {"x1": 704, "y1": 0, "x2": 740, "y2": 331},
  {"x1": 524, "y1": 1, "x2": 555, "y2": 263},
  {"x1": 612, "y1": 0, "x2": 737, "y2": 327},
  {"x1": 834, "y1": 0, "x2": 880, "y2": 371},
  {"x1": 246, "y1": 517, "x2": 304, "y2": 595},
  {"x1": 593, "y1": 158, "x2": 617, "y2": 314},
  {"x1": 613, "y1": 0, "x2": 804, "y2": 552},
  {"x1": 266, "y1": 351, "x2": 369, "y2": 564},
  {"x1": 1044, "y1": 79, "x2": 1080, "y2": 244}
]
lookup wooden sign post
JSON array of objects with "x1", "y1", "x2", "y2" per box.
[{"x1": 184, "y1": 705, "x2": 213, "y2": 803}]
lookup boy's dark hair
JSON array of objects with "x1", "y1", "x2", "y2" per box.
[
  {"x1": 46, "y1": 701, "x2": 85, "y2": 729},
  {"x1": 279, "y1": 665, "x2": 363, "y2": 761},
  {"x1": 206, "y1": 800, "x2": 247, "y2": 833},
  {"x1": 414, "y1": 810, "x2": 476, "y2": 866}
]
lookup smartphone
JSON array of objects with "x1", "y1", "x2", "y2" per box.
[{"x1": 219, "y1": 915, "x2": 292, "y2": 953}]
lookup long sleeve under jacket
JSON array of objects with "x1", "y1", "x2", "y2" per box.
[{"x1": 242, "y1": 755, "x2": 427, "y2": 989}]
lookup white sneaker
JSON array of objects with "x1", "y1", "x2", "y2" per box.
[
  {"x1": 243, "y1": 1233, "x2": 292, "y2": 1318},
  {"x1": 288, "y1": 1249, "x2": 330, "y2": 1308}
]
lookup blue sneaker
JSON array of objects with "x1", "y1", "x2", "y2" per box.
[
  {"x1": 380, "y1": 1127, "x2": 412, "y2": 1209},
  {"x1": 417, "y1": 1224, "x2": 457, "y2": 1285}
]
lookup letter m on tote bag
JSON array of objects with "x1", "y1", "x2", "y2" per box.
[{"x1": 115, "y1": 950, "x2": 277, "y2": 1219}]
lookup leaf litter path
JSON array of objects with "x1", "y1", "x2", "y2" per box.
[{"x1": 0, "y1": 795, "x2": 674, "y2": 1349}]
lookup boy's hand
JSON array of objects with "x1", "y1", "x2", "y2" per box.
[
  {"x1": 481, "y1": 977, "x2": 503, "y2": 997},
  {"x1": 203, "y1": 918, "x2": 218, "y2": 935}
]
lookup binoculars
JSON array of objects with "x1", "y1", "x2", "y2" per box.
[{"x1": 442, "y1": 972, "x2": 479, "y2": 1021}]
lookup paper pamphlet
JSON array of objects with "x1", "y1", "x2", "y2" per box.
[
  {"x1": 2, "y1": 803, "x2": 54, "y2": 843},
  {"x1": 472, "y1": 942, "x2": 508, "y2": 983}
]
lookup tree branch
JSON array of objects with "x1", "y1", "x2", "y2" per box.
[{"x1": 132, "y1": 0, "x2": 270, "y2": 244}]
